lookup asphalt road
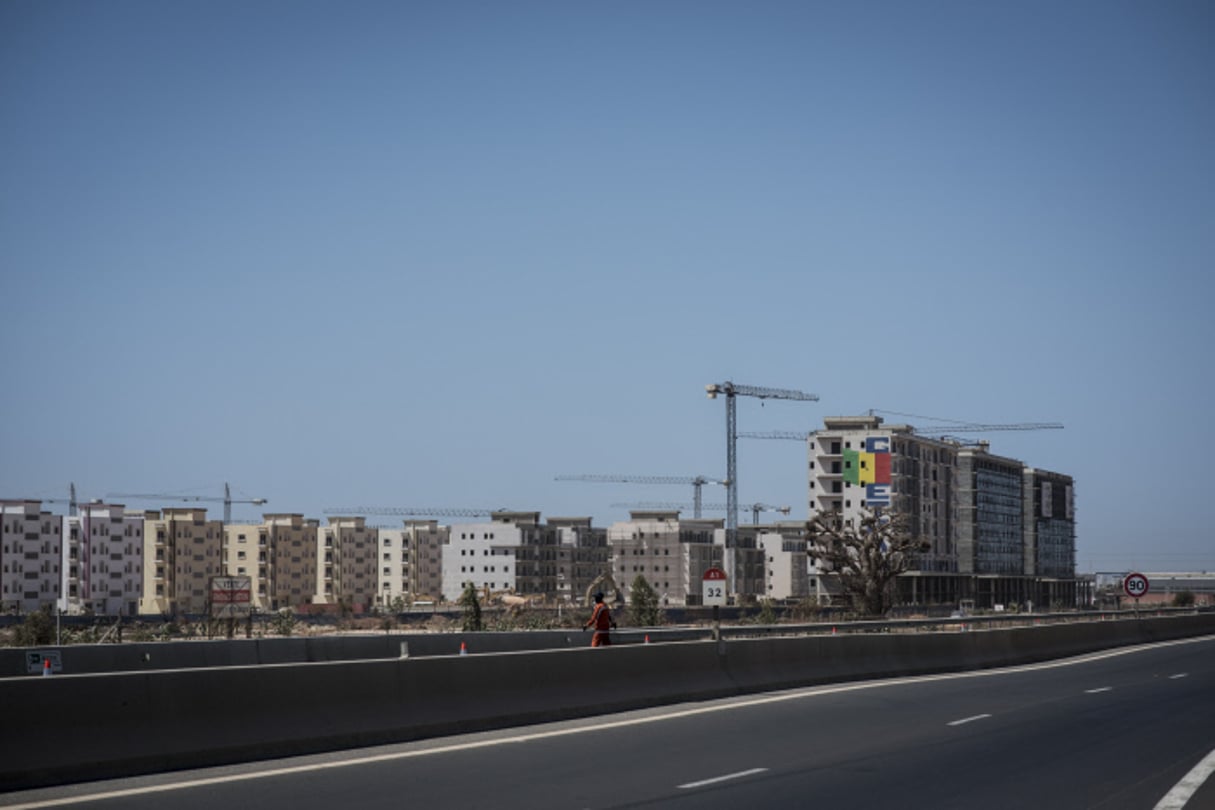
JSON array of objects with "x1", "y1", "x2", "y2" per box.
[{"x1": 5, "y1": 636, "x2": 1213, "y2": 810}]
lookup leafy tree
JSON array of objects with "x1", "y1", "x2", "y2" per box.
[
  {"x1": 806, "y1": 506, "x2": 928, "y2": 617},
  {"x1": 458, "y1": 582, "x2": 483, "y2": 632},
  {"x1": 1173, "y1": 590, "x2": 1196, "y2": 607},
  {"x1": 271, "y1": 608, "x2": 296, "y2": 636},
  {"x1": 13, "y1": 607, "x2": 54, "y2": 647},
  {"x1": 627, "y1": 575, "x2": 661, "y2": 626}
]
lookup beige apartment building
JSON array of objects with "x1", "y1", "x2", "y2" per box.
[
  {"x1": 1, "y1": 500, "x2": 62, "y2": 614},
  {"x1": 140, "y1": 507, "x2": 223, "y2": 616},
  {"x1": 224, "y1": 514, "x2": 319, "y2": 611},
  {"x1": 317, "y1": 516, "x2": 377, "y2": 613}
]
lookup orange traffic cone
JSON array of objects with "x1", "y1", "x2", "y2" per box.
[
  {"x1": 644, "y1": 634, "x2": 650, "y2": 644},
  {"x1": 831, "y1": 626, "x2": 836, "y2": 635},
  {"x1": 459, "y1": 641, "x2": 467, "y2": 656},
  {"x1": 42, "y1": 658, "x2": 52, "y2": 676}
]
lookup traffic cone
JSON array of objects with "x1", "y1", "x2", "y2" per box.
[
  {"x1": 644, "y1": 634, "x2": 650, "y2": 644},
  {"x1": 831, "y1": 626, "x2": 836, "y2": 635},
  {"x1": 459, "y1": 641, "x2": 467, "y2": 656},
  {"x1": 42, "y1": 658, "x2": 51, "y2": 676}
]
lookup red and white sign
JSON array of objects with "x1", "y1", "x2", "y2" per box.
[
  {"x1": 211, "y1": 576, "x2": 252, "y2": 617},
  {"x1": 703, "y1": 567, "x2": 727, "y2": 607},
  {"x1": 1123, "y1": 572, "x2": 1149, "y2": 599}
]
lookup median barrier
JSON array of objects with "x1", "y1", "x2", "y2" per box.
[{"x1": 2, "y1": 614, "x2": 1213, "y2": 791}]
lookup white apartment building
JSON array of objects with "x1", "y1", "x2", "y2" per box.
[
  {"x1": 607, "y1": 510, "x2": 724, "y2": 606},
  {"x1": 441, "y1": 518, "x2": 519, "y2": 602},
  {"x1": 1, "y1": 500, "x2": 62, "y2": 614},
  {"x1": 74, "y1": 502, "x2": 142, "y2": 616},
  {"x1": 755, "y1": 524, "x2": 810, "y2": 601}
]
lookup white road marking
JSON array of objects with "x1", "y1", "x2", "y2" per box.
[
  {"x1": 678, "y1": 767, "x2": 769, "y2": 789},
  {"x1": 1154, "y1": 748, "x2": 1215, "y2": 810},
  {"x1": 947, "y1": 713, "x2": 992, "y2": 727},
  {"x1": 1169, "y1": 673, "x2": 1188, "y2": 680},
  {"x1": 5, "y1": 635, "x2": 1212, "y2": 810},
  {"x1": 1085, "y1": 687, "x2": 1113, "y2": 694}
]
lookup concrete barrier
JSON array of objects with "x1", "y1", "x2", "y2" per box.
[{"x1": 2, "y1": 614, "x2": 1212, "y2": 791}]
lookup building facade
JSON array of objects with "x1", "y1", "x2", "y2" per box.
[
  {"x1": 75, "y1": 502, "x2": 143, "y2": 616},
  {"x1": 607, "y1": 510, "x2": 724, "y2": 606},
  {"x1": 317, "y1": 517, "x2": 377, "y2": 612},
  {"x1": 808, "y1": 415, "x2": 1077, "y2": 609},
  {"x1": 139, "y1": 507, "x2": 224, "y2": 616},
  {"x1": 1, "y1": 500, "x2": 62, "y2": 614}
]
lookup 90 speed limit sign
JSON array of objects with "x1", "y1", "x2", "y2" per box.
[{"x1": 1123, "y1": 572, "x2": 1150, "y2": 599}]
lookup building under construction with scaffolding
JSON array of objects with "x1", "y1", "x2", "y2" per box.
[{"x1": 808, "y1": 415, "x2": 1077, "y2": 610}]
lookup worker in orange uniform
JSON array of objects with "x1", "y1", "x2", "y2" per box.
[{"x1": 584, "y1": 591, "x2": 617, "y2": 647}]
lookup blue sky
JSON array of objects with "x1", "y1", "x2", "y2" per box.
[{"x1": 3, "y1": 1, "x2": 1212, "y2": 573}]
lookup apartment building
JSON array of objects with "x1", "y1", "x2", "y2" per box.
[
  {"x1": 441, "y1": 514, "x2": 521, "y2": 602},
  {"x1": 317, "y1": 516, "x2": 377, "y2": 612},
  {"x1": 607, "y1": 510, "x2": 724, "y2": 606},
  {"x1": 808, "y1": 415, "x2": 1077, "y2": 609},
  {"x1": 547, "y1": 516, "x2": 610, "y2": 605},
  {"x1": 223, "y1": 522, "x2": 266, "y2": 608},
  {"x1": 139, "y1": 508, "x2": 223, "y2": 615},
  {"x1": 74, "y1": 502, "x2": 142, "y2": 616},
  {"x1": 0, "y1": 500, "x2": 62, "y2": 614},
  {"x1": 749, "y1": 522, "x2": 811, "y2": 601},
  {"x1": 265, "y1": 514, "x2": 319, "y2": 610},
  {"x1": 403, "y1": 520, "x2": 446, "y2": 601}
]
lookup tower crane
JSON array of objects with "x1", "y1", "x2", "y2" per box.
[
  {"x1": 739, "y1": 419, "x2": 1064, "y2": 442},
  {"x1": 610, "y1": 502, "x2": 792, "y2": 525},
  {"x1": 555, "y1": 474, "x2": 726, "y2": 519},
  {"x1": 322, "y1": 507, "x2": 496, "y2": 518},
  {"x1": 37, "y1": 482, "x2": 81, "y2": 516},
  {"x1": 705, "y1": 382, "x2": 818, "y2": 547},
  {"x1": 105, "y1": 482, "x2": 267, "y2": 524}
]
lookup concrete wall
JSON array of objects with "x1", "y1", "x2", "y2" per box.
[{"x1": 2, "y1": 613, "x2": 1213, "y2": 791}]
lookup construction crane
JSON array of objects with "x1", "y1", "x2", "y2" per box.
[
  {"x1": 37, "y1": 482, "x2": 81, "y2": 516},
  {"x1": 610, "y1": 502, "x2": 792, "y2": 525},
  {"x1": 105, "y1": 482, "x2": 267, "y2": 524},
  {"x1": 322, "y1": 507, "x2": 495, "y2": 518},
  {"x1": 555, "y1": 474, "x2": 726, "y2": 519},
  {"x1": 705, "y1": 382, "x2": 818, "y2": 548},
  {"x1": 740, "y1": 419, "x2": 1064, "y2": 442}
]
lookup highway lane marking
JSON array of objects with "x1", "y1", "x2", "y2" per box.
[
  {"x1": 678, "y1": 767, "x2": 769, "y2": 789},
  {"x1": 6, "y1": 635, "x2": 1212, "y2": 810},
  {"x1": 1154, "y1": 748, "x2": 1215, "y2": 810},
  {"x1": 1169, "y1": 673, "x2": 1188, "y2": 679},
  {"x1": 947, "y1": 714, "x2": 992, "y2": 727},
  {"x1": 1085, "y1": 687, "x2": 1113, "y2": 694}
]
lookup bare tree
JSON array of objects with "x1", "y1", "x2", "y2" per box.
[{"x1": 807, "y1": 507, "x2": 928, "y2": 616}]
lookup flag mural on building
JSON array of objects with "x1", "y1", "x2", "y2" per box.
[{"x1": 843, "y1": 436, "x2": 892, "y2": 506}]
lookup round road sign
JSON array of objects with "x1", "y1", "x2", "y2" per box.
[{"x1": 1123, "y1": 572, "x2": 1149, "y2": 599}]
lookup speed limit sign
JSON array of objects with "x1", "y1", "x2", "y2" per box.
[{"x1": 1123, "y1": 572, "x2": 1150, "y2": 599}]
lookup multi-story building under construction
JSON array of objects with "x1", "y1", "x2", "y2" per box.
[{"x1": 808, "y1": 415, "x2": 1076, "y2": 609}]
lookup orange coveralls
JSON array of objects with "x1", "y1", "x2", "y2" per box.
[{"x1": 586, "y1": 602, "x2": 614, "y2": 647}]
